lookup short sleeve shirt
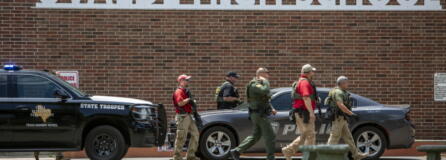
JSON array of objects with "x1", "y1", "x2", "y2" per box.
[
  {"x1": 293, "y1": 75, "x2": 316, "y2": 110},
  {"x1": 218, "y1": 81, "x2": 239, "y2": 109},
  {"x1": 173, "y1": 88, "x2": 192, "y2": 113}
]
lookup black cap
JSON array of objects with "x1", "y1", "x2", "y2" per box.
[{"x1": 226, "y1": 71, "x2": 240, "y2": 78}]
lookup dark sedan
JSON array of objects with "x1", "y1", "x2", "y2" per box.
[{"x1": 169, "y1": 87, "x2": 415, "y2": 160}]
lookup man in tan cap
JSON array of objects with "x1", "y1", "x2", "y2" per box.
[
  {"x1": 172, "y1": 74, "x2": 200, "y2": 160},
  {"x1": 282, "y1": 64, "x2": 318, "y2": 160}
]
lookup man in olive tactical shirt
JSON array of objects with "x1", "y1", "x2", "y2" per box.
[
  {"x1": 326, "y1": 76, "x2": 368, "y2": 160},
  {"x1": 230, "y1": 68, "x2": 277, "y2": 160}
]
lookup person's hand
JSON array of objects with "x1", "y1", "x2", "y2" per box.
[
  {"x1": 350, "y1": 113, "x2": 360, "y2": 120},
  {"x1": 271, "y1": 109, "x2": 277, "y2": 115},
  {"x1": 184, "y1": 98, "x2": 191, "y2": 103}
]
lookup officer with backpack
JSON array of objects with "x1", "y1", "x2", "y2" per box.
[
  {"x1": 230, "y1": 67, "x2": 277, "y2": 160},
  {"x1": 282, "y1": 64, "x2": 318, "y2": 160},
  {"x1": 325, "y1": 76, "x2": 368, "y2": 160},
  {"x1": 215, "y1": 71, "x2": 241, "y2": 110}
]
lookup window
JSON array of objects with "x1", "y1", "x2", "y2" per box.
[
  {"x1": 11, "y1": 75, "x2": 61, "y2": 98},
  {"x1": 318, "y1": 92, "x2": 329, "y2": 108},
  {"x1": 271, "y1": 93, "x2": 292, "y2": 111},
  {"x1": 0, "y1": 75, "x2": 6, "y2": 97}
]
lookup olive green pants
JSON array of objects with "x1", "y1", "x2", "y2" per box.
[
  {"x1": 327, "y1": 116, "x2": 362, "y2": 160},
  {"x1": 234, "y1": 113, "x2": 276, "y2": 160},
  {"x1": 173, "y1": 114, "x2": 200, "y2": 160}
]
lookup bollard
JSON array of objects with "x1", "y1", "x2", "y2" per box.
[
  {"x1": 416, "y1": 145, "x2": 446, "y2": 160},
  {"x1": 299, "y1": 144, "x2": 350, "y2": 160}
]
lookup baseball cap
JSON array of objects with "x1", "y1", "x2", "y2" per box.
[
  {"x1": 337, "y1": 76, "x2": 349, "y2": 84},
  {"x1": 177, "y1": 74, "x2": 191, "y2": 82},
  {"x1": 301, "y1": 64, "x2": 317, "y2": 73},
  {"x1": 226, "y1": 71, "x2": 240, "y2": 78}
]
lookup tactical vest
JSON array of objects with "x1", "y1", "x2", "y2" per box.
[
  {"x1": 215, "y1": 81, "x2": 230, "y2": 103},
  {"x1": 291, "y1": 78, "x2": 317, "y2": 101},
  {"x1": 325, "y1": 88, "x2": 352, "y2": 116},
  {"x1": 246, "y1": 79, "x2": 271, "y2": 116}
]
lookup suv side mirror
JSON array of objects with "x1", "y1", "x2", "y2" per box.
[{"x1": 54, "y1": 89, "x2": 70, "y2": 100}]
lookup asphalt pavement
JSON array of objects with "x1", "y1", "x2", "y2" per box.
[{"x1": 0, "y1": 157, "x2": 432, "y2": 160}]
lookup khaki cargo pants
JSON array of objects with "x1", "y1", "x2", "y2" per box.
[
  {"x1": 282, "y1": 113, "x2": 316, "y2": 155},
  {"x1": 327, "y1": 116, "x2": 362, "y2": 160},
  {"x1": 173, "y1": 114, "x2": 200, "y2": 160}
]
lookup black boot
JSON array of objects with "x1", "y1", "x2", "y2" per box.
[
  {"x1": 230, "y1": 149, "x2": 240, "y2": 160},
  {"x1": 34, "y1": 152, "x2": 39, "y2": 160}
]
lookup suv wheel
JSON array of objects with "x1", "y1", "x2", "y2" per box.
[
  {"x1": 353, "y1": 126, "x2": 387, "y2": 160},
  {"x1": 199, "y1": 126, "x2": 236, "y2": 160},
  {"x1": 85, "y1": 125, "x2": 128, "y2": 160}
]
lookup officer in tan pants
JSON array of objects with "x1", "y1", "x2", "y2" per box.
[
  {"x1": 172, "y1": 74, "x2": 200, "y2": 160},
  {"x1": 326, "y1": 76, "x2": 368, "y2": 160},
  {"x1": 282, "y1": 64, "x2": 318, "y2": 160}
]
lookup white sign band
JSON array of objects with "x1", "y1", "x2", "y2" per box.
[{"x1": 35, "y1": 0, "x2": 442, "y2": 11}]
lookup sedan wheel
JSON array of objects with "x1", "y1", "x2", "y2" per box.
[
  {"x1": 353, "y1": 126, "x2": 387, "y2": 160},
  {"x1": 199, "y1": 126, "x2": 236, "y2": 160}
]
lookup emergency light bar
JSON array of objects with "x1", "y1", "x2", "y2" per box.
[{"x1": 3, "y1": 64, "x2": 22, "y2": 71}]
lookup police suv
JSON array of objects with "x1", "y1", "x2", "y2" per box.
[{"x1": 0, "y1": 65, "x2": 167, "y2": 160}]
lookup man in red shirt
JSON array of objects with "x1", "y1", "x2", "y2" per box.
[
  {"x1": 282, "y1": 64, "x2": 318, "y2": 160},
  {"x1": 172, "y1": 74, "x2": 199, "y2": 160}
]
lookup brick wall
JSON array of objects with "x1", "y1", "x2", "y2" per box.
[{"x1": 1, "y1": 0, "x2": 446, "y2": 139}]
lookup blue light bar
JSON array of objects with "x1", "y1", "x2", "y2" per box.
[{"x1": 3, "y1": 64, "x2": 22, "y2": 71}]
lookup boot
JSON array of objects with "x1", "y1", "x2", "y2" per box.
[
  {"x1": 230, "y1": 149, "x2": 240, "y2": 160},
  {"x1": 281, "y1": 147, "x2": 293, "y2": 160}
]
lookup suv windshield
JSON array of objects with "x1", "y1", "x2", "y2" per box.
[{"x1": 48, "y1": 74, "x2": 87, "y2": 97}]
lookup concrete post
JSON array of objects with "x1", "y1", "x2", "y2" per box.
[
  {"x1": 416, "y1": 145, "x2": 446, "y2": 160},
  {"x1": 299, "y1": 144, "x2": 350, "y2": 160}
]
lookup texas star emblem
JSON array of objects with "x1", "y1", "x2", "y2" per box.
[{"x1": 31, "y1": 105, "x2": 54, "y2": 123}]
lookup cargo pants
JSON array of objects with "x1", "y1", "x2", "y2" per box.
[
  {"x1": 282, "y1": 113, "x2": 316, "y2": 159},
  {"x1": 234, "y1": 113, "x2": 276, "y2": 160},
  {"x1": 327, "y1": 116, "x2": 363, "y2": 160},
  {"x1": 173, "y1": 114, "x2": 200, "y2": 160}
]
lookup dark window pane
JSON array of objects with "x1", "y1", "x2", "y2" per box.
[
  {"x1": 318, "y1": 92, "x2": 329, "y2": 108},
  {"x1": 13, "y1": 75, "x2": 60, "y2": 98},
  {"x1": 0, "y1": 75, "x2": 6, "y2": 97},
  {"x1": 271, "y1": 93, "x2": 292, "y2": 111}
]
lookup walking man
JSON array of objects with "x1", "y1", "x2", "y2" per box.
[
  {"x1": 325, "y1": 76, "x2": 368, "y2": 160},
  {"x1": 230, "y1": 67, "x2": 277, "y2": 160},
  {"x1": 172, "y1": 74, "x2": 200, "y2": 160},
  {"x1": 215, "y1": 71, "x2": 241, "y2": 110},
  {"x1": 282, "y1": 64, "x2": 318, "y2": 160}
]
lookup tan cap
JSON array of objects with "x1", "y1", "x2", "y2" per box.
[{"x1": 301, "y1": 64, "x2": 316, "y2": 73}]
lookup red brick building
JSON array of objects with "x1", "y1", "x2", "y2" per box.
[{"x1": 1, "y1": 0, "x2": 446, "y2": 140}]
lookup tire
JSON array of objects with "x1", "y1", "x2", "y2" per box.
[
  {"x1": 353, "y1": 126, "x2": 387, "y2": 160},
  {"x1": 85, "y1": 125, "x2": 128, "y2": 160},
  {"x1": 199, "y1": 126, "x2": 237, "y2": 160}
]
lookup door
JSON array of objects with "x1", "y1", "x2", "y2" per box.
[
  {"x1": 0, "y1": 74, "x2": 12, "y2": 147},
  {"x1": 8, "y1": 74, "x2": 78, "y2": 148},
  {"x1": 269, "y1": 91, "x2": 333, "y2": 150}
]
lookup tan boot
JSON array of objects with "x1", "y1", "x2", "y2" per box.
[
  {"x1": 354, "y1": 153, "x2": 369, "y2": 160},
  {"x1": 186, "y1": 156, "x2": 200, "y2": 160},
  {"x1": 281, "y1": 147, "x2": 293, "y2": 160}
]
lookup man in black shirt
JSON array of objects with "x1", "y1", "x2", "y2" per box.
[{"x1": 215, "y1": 72, "x2": 240, "y2": 109}]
